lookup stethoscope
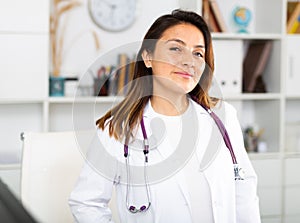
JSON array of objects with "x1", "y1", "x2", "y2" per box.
[{"x1": 123, "y1": 100, "x2": 245, "y2": 214}]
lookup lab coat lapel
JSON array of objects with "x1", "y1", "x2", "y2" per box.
[
  {"x1": 195, "y1": 102, "x2": 236, "y2": 223},
  {"x1": 175, "y1": 170, "x2": 192, "y2": 213},
  {"x1": 195, "y1": 100, "x2": 226, "y2": 172},
  {"x1": 172, "y1": 100, "x2": 212, "y2": 215},
  {"x1": 143, "y1": 100, "x2": 193, "y2": 213},
  {"x1": 141, "y1": 99, "x2": 221, "y2": 215}
]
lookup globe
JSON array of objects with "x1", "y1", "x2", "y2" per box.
[{"x1": 233, "y1": 7, "x2": 252, "y2": 33}]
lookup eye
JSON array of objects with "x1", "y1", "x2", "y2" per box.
[
  {"x1": 193, "y1": 51, "x2": 204, "y2": 58},
  {"x1": 169, "y1": 47, "x2": 182, "y2": 52}
]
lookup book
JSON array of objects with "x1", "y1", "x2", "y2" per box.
[
  {"x1": 242, "y1": 41, "x2": 272, "y2": 93},
  {"x1": 287, "y1": 2, "x2": 300, "y2": 33},
  {"x1": 288, "y1": 14, "x2": 300, "y2": 33},
  {"x1": 208, "y1": 0, "x2": 227, "y2": 32},
  {"x1": 117, "y1": 53, "x2": 128, "y2": 95},
  {"x1": 202, "y1": 0, "x2": 211, "y2": 28},
  {"x1": 128, "y1": 57, "x2": 135, "y2": 83},
  {"x1": 202, "y1": 0, "x2": 221, "y2": 32},
  {"x1": 208, "y1": 5, "x2": 222, "y2": 32},
  {"x1": 123, "y1": 57, "x2": 133, "y2": 95},
  {"x1": 296, "y1": 19, "x2": 300, "y2": 33}
]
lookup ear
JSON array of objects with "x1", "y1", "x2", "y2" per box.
[{"x1": 141, "y1": 50, "x2": 153, "y2": 68}]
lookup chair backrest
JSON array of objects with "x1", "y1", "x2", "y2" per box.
[{"x1": 20, "y1": 131, "x2": 119, "y2": 223}]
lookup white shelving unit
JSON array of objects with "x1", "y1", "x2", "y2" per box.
[
  {"x1": 0, "y1": 0, "x2": 50, "y2": 197},
  {"x1": 209, "y1": 1, "x2": 300, "y2": 222},
  {"x1": 0, "y1": 0, "x2": 299, "y2": 222}
]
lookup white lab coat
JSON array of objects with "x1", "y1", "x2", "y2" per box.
[{"x1": 69, "y1": 99, "x2": 261, "y2": 223}]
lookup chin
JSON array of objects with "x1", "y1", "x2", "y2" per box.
[
  {"x1": 177, "y1": 81, "x2": 198, "y2": 94},
  {"x1": 174, "y1": 85, "x2": 195, "y2": 95}
]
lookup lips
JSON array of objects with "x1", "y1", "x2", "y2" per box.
[{"x1": 174, "y1": 71, "x2": 193, "y2": 78}]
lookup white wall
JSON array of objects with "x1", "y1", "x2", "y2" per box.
[
  {"x1": 0, "y1": 0, "x2": 182, "y2": 198},
  {"x1": 58, "y1": 0, "x2": 181, "y2": 77}
]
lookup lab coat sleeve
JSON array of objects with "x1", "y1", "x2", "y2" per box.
[
  {"x1": 225, "y1": 103, "x2": 261, "y2": 223},
  {"x1": 69, "y1": 162, "x2": 115, "y2": 223},
  {"x1": 69, "y1": 128, "x2": 118, "y2": 223}
]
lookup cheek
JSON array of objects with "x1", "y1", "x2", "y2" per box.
[
  {"x1": 151, "y1": 50, "x2": 178, "y2": 74},
  {"x1": 195, "y1": 60, "x2": 206, "y2": 78},
  {"x1": 199, "y1": 60, "x2": 206, "y2": 72},
  {"x1": 151, "y1": 61, "x2": 175, "y2": 76}
]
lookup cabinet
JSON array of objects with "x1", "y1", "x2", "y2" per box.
[
  {"x1": 206, "y1": 0, "x2": 300, "y2": 222},
  {"x1": 205, "y1": 0, "x2": 300, "y2": 222},
  {"x1": 0, "y1": 0, "x2": 299, "y2": 222},
  {"x1": 0, "y1": 0, "x2": 50, "y2": 198}
]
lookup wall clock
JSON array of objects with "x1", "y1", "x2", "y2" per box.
[{"x1": 88, "y1": 0, "x2": 137, "y2": 32}]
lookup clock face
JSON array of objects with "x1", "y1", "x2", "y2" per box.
[{"x1": 89, "y1": 0, "x2": 137, "y2": 32}]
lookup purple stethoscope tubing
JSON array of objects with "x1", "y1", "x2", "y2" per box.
[
  {"x1": 123, "y1": 100, "x2": 244, "y2": 213},
  {"x1": 124, "y1": 118, "x2": 151, "y2": 213},
  {"x1": 124, "y1": 105, "x2": 237, "y2": 163},
  {"x1": 199, "y1": 104, "x2": 238, "y2": 164}
]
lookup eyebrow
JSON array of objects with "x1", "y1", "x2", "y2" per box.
[{"x1": 165, "y1": 38, "x2": 205, "y2": 49}]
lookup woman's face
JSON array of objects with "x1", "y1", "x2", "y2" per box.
[{"x1": 143, "y1": 23, "x2": 206, "y2": 94}]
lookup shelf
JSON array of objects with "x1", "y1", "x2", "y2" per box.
[
  {"x1": 212, "y1": 33, "x2": 283, "y2": 40},
  {"x1": 284, "y1": 152, "x2": 300, "y2": 159},
  {"x1": 0, "y1": 30, "x2": 48, "y2": 35},
  {"x1": 286, "y1": 34, "x2": 300, "y2": 37},
  {"x1": 47, "y1": 94, "x2": 282, "y2": 103},
  {"x1": 0, "y1": 98, "x2": 45, "y2": 104},
  {"x1": 286, "y1": 95, "x2": 300, "y2": 99},
  {"x1": 223, "y1": 93, "x2": 281, "y2": 100},
  {"x1": 0, "y1": 163, "x2": 21, "y2": 170},
  {"x1": 48, "y1": 96, "x2": 124, "y2": 104},
  {"x1": 248, "y1": 152, "x2": 282, "y2": 160},
  {"x1": 48, "y1": 97, "x2": 79, "y2": 103}
]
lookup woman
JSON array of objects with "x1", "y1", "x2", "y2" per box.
[{"x1": 69, "y1": 9, "x2": 261, "y2": 223}]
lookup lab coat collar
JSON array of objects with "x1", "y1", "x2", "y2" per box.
[{"x1": 142, "y1": 97, "x2": 208, "y2": 119}]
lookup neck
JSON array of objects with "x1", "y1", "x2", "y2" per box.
[{"x1": 150, "y1": 95, "x2": 189, "y2": 116}]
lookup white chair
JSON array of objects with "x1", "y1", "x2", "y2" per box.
[{"x1": 20, "y1": 131, "x2": 119, "y2": 223}]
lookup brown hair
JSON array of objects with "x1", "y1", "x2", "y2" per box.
[{"x1": 96, "y1": 9, "x2": 216, "y2": 140}]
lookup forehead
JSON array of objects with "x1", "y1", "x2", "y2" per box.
[{"x1": 159, "y1": 23, "x2": 205, "y2": 44}]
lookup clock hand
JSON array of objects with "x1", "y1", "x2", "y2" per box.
[
  {"x1": 101, "y1": 0, "x2": 117, "y2": 19},
  {"x1": 110, "y1": 3, "x2": 116, "y2": 12},
  {"x1": 109, "y1": 3, "x2": 117, "y2": 25},
  {"x1": 102, "y1": 0, "x2": 116, "y2": 10}
]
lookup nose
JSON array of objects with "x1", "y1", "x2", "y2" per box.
[{"x1": 181, "y1": 51, "x2": 195, "y2": 68}]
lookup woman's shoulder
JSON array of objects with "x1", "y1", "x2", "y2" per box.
[
  {"x1": 189, "y1": 98, "x2": 237, "y2": 116},
  {"x1": 222, "y1": 100, "x2": 237, "y2": 114},
  {"x1": 94, "y1": 120, "x2": 124, "y2": 157},
  {"x1": 213, "y1": 100, "x2": 237, "y2": 116},
  {"x1": 96, "y1": 121, "x2": 118, "y2": 145}
]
